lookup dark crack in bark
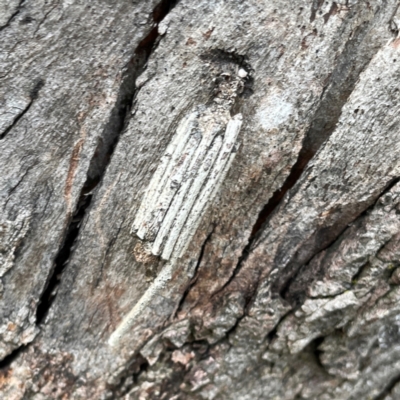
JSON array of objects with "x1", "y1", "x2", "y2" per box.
[
  {"x1": 0, "y1": 78, "x2": 44, "y2": 140},
  {"x1": 35, "y1": 0, "x2": 181, "y2": 326},
  {"x1": 307, "y1": 336, "x2": 327, "y2": 372},
  {"x1": 174, "y1": 226, "x2": 215, "y2": 318},
  {"x1": 374, "y1": 372, "x2": 400, "y2": 400},
  {"x1": 252, "y1": 5, "x2": 392, "y2": 240},
  {"x1": 35, "y1": 193, "x2": 93, "y2": 324},
  {"x1": 33, "y1": 0, "x2": 60, "y2": 36},
  {"x1": 0, "y1": 344, "x2": 26, "y2": 372},
  {"x1": 0, "y1": 0, "x2": 25, "y2": 31},
  {"x1": 110, "y1": 354, "x2": 150, "y2": 398},
  {"x1": 281, "y1": 176, "x2": 400, "y2": 306},
  {"x1": 389, "y1": 4, "x2": 400, "y2": 38}
]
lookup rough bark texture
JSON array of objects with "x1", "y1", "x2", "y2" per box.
[{"x1": 1, "y1": 0, "x2": 400, "y2": 399}]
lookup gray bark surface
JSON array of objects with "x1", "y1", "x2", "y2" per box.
[{"x1": 1, "y1": 0, "x2": 400, "y2": 399}]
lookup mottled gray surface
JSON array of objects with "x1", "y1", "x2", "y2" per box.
[
  {"x1": 1, "y1": 0, "x2": 400, "y2": 399},
  {"x1": 0, "y1": 0, "x2": 159, "y2": 363}
]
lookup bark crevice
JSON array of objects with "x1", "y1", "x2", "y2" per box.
[
  {"x1": 36, "y1": 0, "x2": 180, "y2": 325},
  {"x1": 0, "y1": 78, "x2": 44, "y2": 140},
  {"x1": 35, "y1": 193, "x2": 93, "y2": 324},
  {"x1": 0, "y1": 0, "x2": 25, "y2": 31},
  {"x1": 174, "y1": 226, "x2": 215, "y2": 318},
  {"x1": 0, "y1": 344, "x2": 26, "y2": 372},
  {"x1": 374, "y1": 372, "x2": 400, "y2": 400},
  {"x1": 33, "y1": 1, "x2": 59, "y2": 36},
  {"x1": 281, "y1": 176, "x2": 400, "y2": 305}
]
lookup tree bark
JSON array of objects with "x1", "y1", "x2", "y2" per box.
[{"x1": 1, "y1": 0, "x2": 400, "y2": 399}]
